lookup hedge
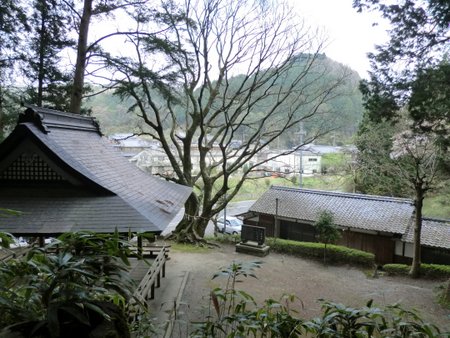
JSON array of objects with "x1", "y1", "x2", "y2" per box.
[
  {"x1": 265, "y1": 238, "x2": 375, "y2": 267},
  {"x1": 383, "y1": 263, "x2": 450, "y2": 279}
]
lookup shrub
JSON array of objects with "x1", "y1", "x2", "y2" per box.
[
  {"x1": 314, "y1": 210, "x2": 341, "y2": 263},
  {"x1": 384, "y1": 263, "x2": 450, "y2": 279},
  {"x1": 266, "y1": 238, "x2": 375, "y2": 267},
  {"x1": 0, "y1": 231, "x2": 135, "y2": 337},
  {"x1": 382, "y1": 264, "x2": 410, "y2": 276},
  {"x1": 206, "y1": 233, "x2": 240, "y2": 244}
]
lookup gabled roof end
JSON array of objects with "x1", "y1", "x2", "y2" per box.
[{"x1": 19, "y1": 104, "x2": 102, "y2": 135}]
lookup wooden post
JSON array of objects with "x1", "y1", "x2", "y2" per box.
[
  {"x1": 150, "y1": 283, "x2": 155, "y2": 300},
  {"x1": 162, "y1": 261, "x2": 166, "y2": 278},
  {"x1": 137, "y1": 235, "x2": 143, "y2": 259},
  {"x1": 275, "y1": 198, "x2": 280, "y2": 238}
]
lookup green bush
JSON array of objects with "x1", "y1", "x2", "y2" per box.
[
  {"x1": 265, "y1": 238, "x2": 375, "y2": 267},
  {"x1": 384, "y1": 263, "x2": 450, "y2": 279},
  {"x1": 382, "y1": 264, "x2": 409, "y2": 275},
  {"x1": 206, "y1": 233, "x2": 240, "y2": 244}
]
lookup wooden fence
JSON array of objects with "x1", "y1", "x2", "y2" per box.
[
  {"x1": 0, "y1": 247, "x2": 30, "y2": 263},
  {"x1": 129, "y1": 246, "x2": 168, "y2": 321}
]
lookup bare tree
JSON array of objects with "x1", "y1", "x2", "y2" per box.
[{"x1": 107, "y1": 0, "x2": 352, "y2": 243}]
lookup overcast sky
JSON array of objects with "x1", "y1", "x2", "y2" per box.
[
  {"x1": 291, "y1": 0, "x2": 390, "y2": 78},
  {"x1": 90, "y1": 0, "x2": 390, "y2": 80}
]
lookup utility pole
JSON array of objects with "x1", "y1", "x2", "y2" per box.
[
  {"x1": 223, "y1": 192, "x2": 227, "y2": 233},
  {"x1": 275, "y1": 198, "x2": 279, "y2": 238},
  {"x1": 297, "y1": 122, "x2": 306, "y2": 188}
]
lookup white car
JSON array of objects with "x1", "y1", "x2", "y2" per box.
[
  {"x1": 217, "y1": 216, "x2": 243, "y2": 235},
  {"x1": 0, "y1": 234, "x2": 28, "y2": 249}
]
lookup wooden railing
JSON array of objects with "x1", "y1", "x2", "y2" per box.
[
  {"x1": 129, "y1": 246, "x2": 168, "y2": 321},
  {"x1": 0, "y1": 247, "x2": 30, "y2": 263}
]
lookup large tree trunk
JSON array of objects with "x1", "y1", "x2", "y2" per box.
[
  {"x1": 409, "y1": 186, "x2": 424, "y2": 278},
  {"x1": 170, "y1": 193, "x2": 204, "y2": 242},
  {"x1": 169, "y1": 192, "x2": 216, "y2": 244},
  {"x1": 69, "y1": 0, "x2": 92, "y2": 114},
  {"x1": 37, "y1": 0, "x2": 47, "y2": 107}
]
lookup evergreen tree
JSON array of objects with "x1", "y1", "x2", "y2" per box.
[
  {"x1": 314, "y1": 210, "x2": 341, "y2": 264},
  {"x1": 68, "y1": 0, "x2": 152, "y2": 114},
  {"x1": 0, "y1": 0, "x2": 28, "y2": 139},
  {"x1": 354, "y1": 0, "x2": 450, "y2": 278},
  {"x1": 22, "y1": 0, "x2": 74, "y2": 109}
]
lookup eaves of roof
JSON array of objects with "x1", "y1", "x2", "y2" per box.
[
  {"x1": 249, "y1": 186, "x2": 414, "y2": 234},
  {"x1": 403, "y1": 217, "x2": 450, "y2": 249},
  {"x1": 0, "y1": 106, "x2": 192, "y2": 234}
]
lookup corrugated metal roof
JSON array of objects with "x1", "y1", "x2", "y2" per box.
[
  {"x1": 249, "y1": 186, "x2": 414, "y2": 234},
  {"x1": 0, "y1": 106, "x2": 192, "y2": 234},
  {"x1": 403, "y1": 218, "x2": 450, "y2": 249}
]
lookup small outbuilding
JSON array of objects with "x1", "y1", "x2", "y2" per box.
[
  {"x1": 0, "y1": 105, "x2": 191, "y2": 240},
  {"x1": 397, "y1": 217, "x2": 450, "y2": 265},
  {"x1": 245, "y1": 186, "x2": 423, "y2": 264}
]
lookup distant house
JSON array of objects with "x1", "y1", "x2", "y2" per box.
[
  {"x1": 109, "y1": 133, "x2": 160, "y2": 158},
  {"x1": 0, "y1": 106, "x2": 191, "y2": 240},
  {"x1": 244, "y1": 186, "x2": 450, "y2": 265},
  {"x1": 253, "y1": 144, "x2": 358, "y2": 177},
  {"x1": 131, "y1": 141, "x2": 245, "y2": 176},
  {"x1": 264, "y1": 150, "x2": 321, "y2": 175},
  {"x1": 130, "y1": 149, "x2": 174, "y2": 177}
]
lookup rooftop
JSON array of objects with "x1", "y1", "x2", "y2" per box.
[
  {"x1": 249, "y1": 186, "x2": 414, "y2": 234},
  {"x1": 403, "y1": 217, "x2": 450, "y2": 249},
  {"x1": 0, "y1": 105, "x2": 191, "y2": 235}
]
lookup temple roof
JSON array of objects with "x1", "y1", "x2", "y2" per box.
[{"x1": 0, "y1": 105, "x2": 191, "y2": 235}]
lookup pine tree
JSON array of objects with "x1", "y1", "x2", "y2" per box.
[
  {"x1": 22, "y1": 0, "x2": 74, "y2": 109},
  {"x1": 0, "y1": 0, "x2": 28, "y2": 139}
]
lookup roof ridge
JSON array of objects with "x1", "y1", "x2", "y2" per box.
[
  {"x1": 270, "y1": 185, "x2": 413, "y2": 204},
  {"x1": 19, "y1": 104, "x2": 102, "y2": 135}
]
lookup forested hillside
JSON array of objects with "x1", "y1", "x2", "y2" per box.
[{"x1": 87, "y1": 54, "x2": 363, "y2": 145}]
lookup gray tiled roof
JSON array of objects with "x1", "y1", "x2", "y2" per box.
[
  {"x1": 0, "y1": 106, "x2": 191, "y2": 234},
  {"x1": 403, "y1": 218, "x2": 450, "y2": 249},
  {"x1": 249, "y1": 186, "x2": 414, "y2": 234},
  {"x1": 0, "y1": 187, "x2": 155, "y2": 234}
]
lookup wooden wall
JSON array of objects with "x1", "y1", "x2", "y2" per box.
[
  {"x1": 280, "y1": 220, "x2": 316, "y2": 242},
  {"x1": 244, "y1": 213, "x2": 403, "y2": 265},
  {"x1": 339, "y1": 231, "x2": 395, "y2": 265}
]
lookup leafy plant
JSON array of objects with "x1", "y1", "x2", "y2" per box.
[
  {"x1": 191, "y1": 261, "x2": 307, "y2": 337},
  {"x1": 303, "y1": 300, "x2": 443, "y2": 337},
  {"x1": 192, "y1": 261, "x2": 446, "y2": 337},
  {"x1": 0, "y1": 231, "x2": 135, "y2": 337}
]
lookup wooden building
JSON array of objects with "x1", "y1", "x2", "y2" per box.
[
  {"x1": 0, "y1": 106, "x2": 191, "y2": 239},
  {"x1": 245, "y1": 186, "x2": 426, "y2": 265},
  {"x1": 397, "y1": 217, "x2": 450, "y2": 265}
]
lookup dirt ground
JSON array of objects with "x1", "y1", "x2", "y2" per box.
[{"x1": 168, "y1": 243, "x2": 450, "y2": 333}]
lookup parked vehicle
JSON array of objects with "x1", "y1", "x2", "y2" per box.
[
  {"x1": 0, "y1": 234, "x2": 28, "y2": 249},
  {"x1": 217, "y1": 216, "x2": 243, "y2": 235}
]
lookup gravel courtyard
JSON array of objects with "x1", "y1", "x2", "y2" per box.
[{"x1": 168, "y1": 243, "x2": 450, "y2": 332}]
